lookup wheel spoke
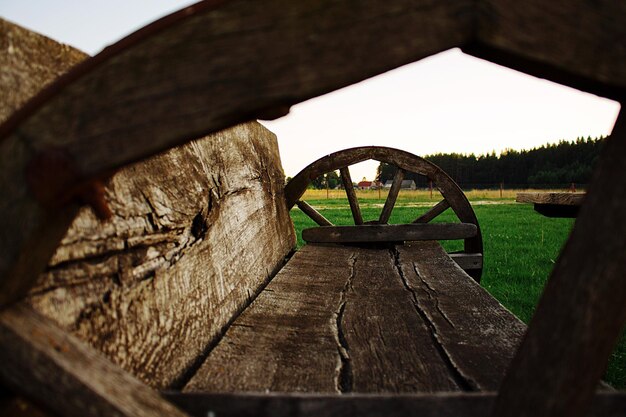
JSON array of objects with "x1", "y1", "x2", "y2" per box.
[
  {"x1": 413, "y1": 199, "x2": 450, "y2": 223},
  {"x1": 296, "y1": 200, "x2": 333, "y2": 226},
  {"x1": 379, "y1": 169, "x2": 404, "y2": 224},
  {"x1": 340, "y1": 167, "x2": 363, "y2": 225}
]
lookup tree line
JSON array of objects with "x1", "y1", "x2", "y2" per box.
[{"x1": 376, "y1": 136, "x2": 605, "y2": 188}]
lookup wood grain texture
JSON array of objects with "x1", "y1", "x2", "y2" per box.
[
  {"x1": 467, "y1": 0, "x2": 626, "y2": 100},
  {"x1": 26, "y1": 122, "x2": 296, "y2": 389},
  {"x1": 0, "y1": 0, "x2": 474, "y2": 303},
  {"x1": 0, "y1": 18, "x2": 87, "y2": 124},
  {"x1": 165, "y1": 391, "x2": 626, "y2": 417},
  {"x1": 491, "y1": 112, "x2": 626, "y2": 417},
  {"x1": 0, "y1": 304, "x2": 189, "y2": 417},
  {"x1": 395, "y1": 242, "x2": 526, "y2": 391},
  {"x1": 185, "y1": 242, "x2": 522, "y2": 393},
  {"x1": 184, "y1": 244, "x2": 461, "y2": 393},
  {"x1": 516, "y1": 192, "x2": 585, "y2": 206},
  {"x1": 302, "y1": 224, "x2": 477, "y2": 244}
]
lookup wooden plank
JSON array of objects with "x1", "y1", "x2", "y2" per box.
[
  {"x1": 340, "y1": 167, "x2": 363, "y2": 225},
  {"x1": 296, "y1": 200, "x2": 333, "y2": 227},
  {"x1": 0, "y1": 1, "x2": 474, "y2": 304},
  {"x1": 516, "y1": 192, "x2": 584, "y2": 218},
  {"x1": 492, "y1": 111, "x2": 626, "y2": 417},
  {"x1": 516, "y1": 192, "x2": 585, "y2": 206},
  {"x1": 25, "y1": 122, "x2": 295, "y2": 389},
  {"x1": 164, "y1": 391, "x2": 626, "y2": 417},
  {"x1": 378, "y1": 169, "x2": 404, "y2": 224},
  {"x1": 0, "y1": 18, "x2": 87, "y2": 124},
  {"x1": 395, "y1": 242, "x2": 526, "y2": 390},
  {"x1": 449, "y1": 253, "x2": 483, "y2": 271},
  {"x1": 184, "y1": 244, "x2": 461, "y2": 393},
  {"x1": 0, "y1": 304, "x2": 189, "y2": 417},
  {"x1": 465, "y1": 1, "x2": 626, "y2": 100},
  {"x1": 413, "y1": 199, "x2": 451, "y2": 223},
  {"x1": 302, "y1": 224, "x2": 477, "y2": 244}
]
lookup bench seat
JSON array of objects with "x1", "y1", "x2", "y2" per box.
[{"x1": 183, "y1": 241, "x2": 526, "y2": 394}]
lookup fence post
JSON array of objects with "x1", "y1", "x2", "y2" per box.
[
  {"x1": 500, "y1": 182, "x2": 503, "y2": 198},
  {"x1": 429, "y1": 180, "x2": 433, "y2": 200}
]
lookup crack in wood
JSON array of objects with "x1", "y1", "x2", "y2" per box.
[
  {"x1": 413, "y1": 263, "x2": 455, "y2": 329},
  {"x1": 333, "y1": 252, "x2": 356, "y2": 394},
  {"x1": 391, "y1": 247, "x2": 477, "y2": 392}
]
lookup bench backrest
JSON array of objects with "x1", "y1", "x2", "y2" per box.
[{"x1": 1, "y1": 18, "x2": 296, "y2": 389}]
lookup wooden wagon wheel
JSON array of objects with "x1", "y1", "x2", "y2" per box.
[{"x1": 285, "y1": 146, "x2": 483, "y2": 281}]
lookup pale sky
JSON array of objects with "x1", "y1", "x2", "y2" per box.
[{"x1": 1, "y1": 1, "x2": 620, "y2": 181}]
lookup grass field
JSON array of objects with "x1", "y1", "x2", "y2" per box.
[{"x1": 290, "y1": 189, "x2": 626, "y2": 388}]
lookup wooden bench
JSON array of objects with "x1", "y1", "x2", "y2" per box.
[
  {"x1": 1, "y1": 3, "x2": 626, "y2": 417},
  {"x1": 516, "y1": 192, "x2": 585, "y2": 218}
]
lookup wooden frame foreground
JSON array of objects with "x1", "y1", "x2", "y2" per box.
[{"x1": 0, "y1": 1, "x2": 625, "y2": 416}]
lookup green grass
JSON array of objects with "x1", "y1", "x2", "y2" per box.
[{"x1": 290, "y1": 199, "x2": 626, "y2": 388}]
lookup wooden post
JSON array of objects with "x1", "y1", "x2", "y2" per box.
[
  {"x1": 500, "y1": 182, "x2": 503, "y2": 198},
  {"x1": 570, "y1": 182, "x2": 576, "y2": 192},
  {"x1": 429, "y1": 180, "x2": 433, "y2": 200},
  {"x1": 326, "y1": 176, "x2": 329, "y2": 199}
]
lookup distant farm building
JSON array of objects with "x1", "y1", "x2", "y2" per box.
[
  {"x1": 357, "y1": 180, "x2": 383, "y2": 190},
  {"x1": 383, "y1": 179, "x2": 416, "y2": 190}
]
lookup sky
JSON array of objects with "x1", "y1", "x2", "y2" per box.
[{"x1": 1, "y1": 1, "x2": 621, "y2": 181}]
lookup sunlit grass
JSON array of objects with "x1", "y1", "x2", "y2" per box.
[{"x1": 288, "y1": 197, "x2": 626, "y2": 388}]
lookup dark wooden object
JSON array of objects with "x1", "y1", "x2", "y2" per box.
[
  {"x1": 516, "y1": 192, "x2": 584, "y2": 218},
  {"x1": 414, "y1": 200, "x2": 451, "y2": 223},
  {"x1": 302, "y1": 223, "x2": 477, "y2": 244},
  {"x1": 340, "y1": 167, "x2": 363, "y2": 225},
  {"x1": 285, "y1": 147, "x2": 483, "y2": 279},
  {"x1": 0, "y1": 304, "x2": 189, "y2": 417},
  {"x1": 164, "y1": 391, "x2": 626, "y2": 417},
  {"x1": 296, "y1": 200, "x2": 333, "y2": 227},
  {"x1": 184, "y1": 242, "x2": 525, "y2": 393},
  {"x1": 379, "y1": 169, "x2": 405, "y2": 224},
  {"x1": 492, "y1": 112, "x2": 626, "y2": 417}
]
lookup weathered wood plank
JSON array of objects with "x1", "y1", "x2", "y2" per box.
[
  {"x1": 491, "y1": 112, "x2": 626, "y2": 417},
  {"x1": 296, "y1": 200, "x2": 333, "y2": 227},
  {"x1": 395, "y1": 242, "x2": 526, "y2": 391},
  {"x1": 164, "y1": 391, "x2": 626, "y2": 417},
  {"x1": 340, "y1": 167, "x2": 363, "y2": 225},
  {"x1": 379, "y1": 169, "x2": 405, "y2": 224},
  {"x1": 0, "y1": 304, "x2": 189, "y2": 417},
  {"x1": 466, "y1": 0, "x2": 626, "y2": 100},
  {"x1": 0, "y1": 1, "x2": 475, "y2": 303},
  {"x1": 25, "y1": 122, "x2": 296, "y2": 389},
  {"x1": 302, "y1": 224, "x2": 477, "y2": 244},
  {"x1": 516, "y1": 192, "x2": 584, "y2": 218},
  {"x1": 449, "y1": 253, "x2": 483, "y2": 271},
  {"x1": 184, "y1": 244, "x2": 460, "y2": 393},
  {"x1": 413, "y1": 200, "x2": 451, "y2": 224},
  {"x1": 0, "y1": 18, "x2": 87, "y2": 124},
  {"x1": 516, "y1": 192, "x2": 585, "y2": 206}
]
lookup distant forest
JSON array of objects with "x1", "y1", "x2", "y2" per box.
[{"x1": 376, "y1": 136, "x2": 605, "y2": 188}]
